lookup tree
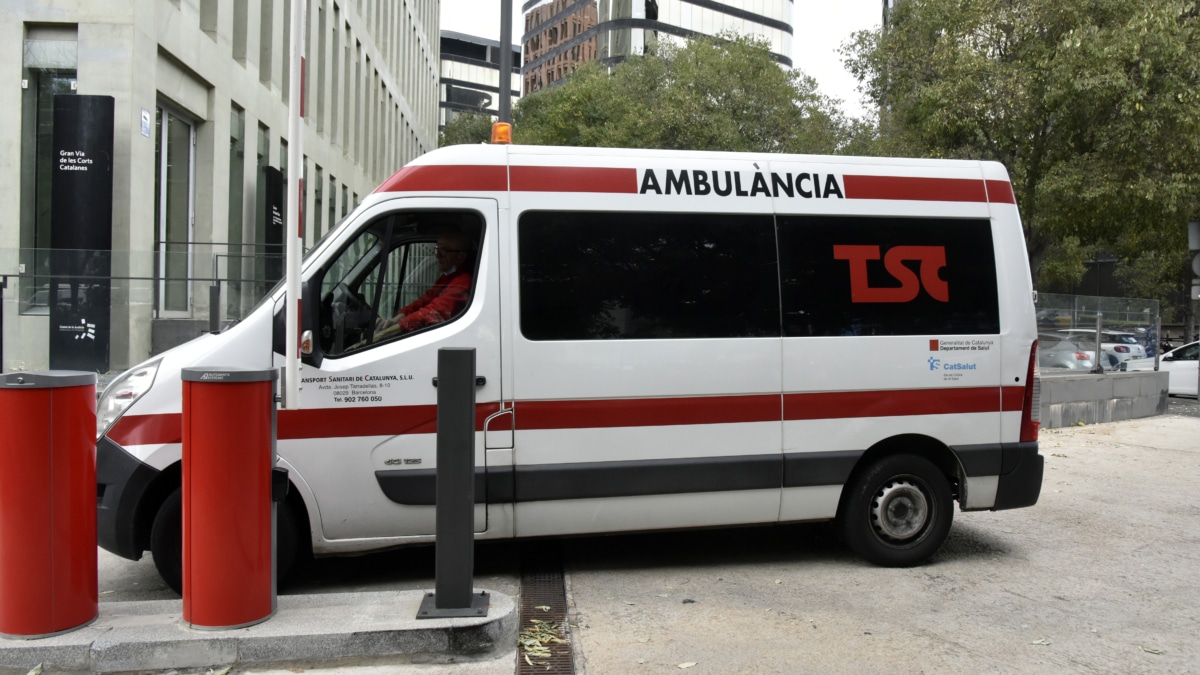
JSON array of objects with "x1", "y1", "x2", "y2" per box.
[
  {"x1": 513, "y1": 34, "x2": 861, "y2": 154},
  {"x1": 438, "y1": 112, "x2": 494, "y2": 147},
  {"x1": 843, "y1": 0, "x2": 1200, "y2": 292}
]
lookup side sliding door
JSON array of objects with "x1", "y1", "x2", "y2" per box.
[{"x1": 510, "y1": 210, "x2": 784, "y2": 537}]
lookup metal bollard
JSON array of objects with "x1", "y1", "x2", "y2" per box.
[
  {"x1": 0, "y1": 371, "x2": 98, "y2": 638},
  {"x1": 181, "y1": 368, "x2": 279, "y2": 630},
  {"x1": 417, "y1": 348, "x2": 489, "y2": 619}
]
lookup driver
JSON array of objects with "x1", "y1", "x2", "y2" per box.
[{"x1": 374, "y1": 230, "x2": 474, "y2": 339}]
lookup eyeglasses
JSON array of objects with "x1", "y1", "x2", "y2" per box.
[{"x1": 433, "y1": 246, "x2": 466, "y2": 255}]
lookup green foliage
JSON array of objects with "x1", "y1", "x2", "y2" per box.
[
  {"x1": 843, "y1": 0, "x2": 1200, "y2": 296},
  {"x1": 513, "y1": 34, "x2": 857, "y2": 154},
  {"x1": 438, "y1": 112, "x2": 494, "y2": 147}
]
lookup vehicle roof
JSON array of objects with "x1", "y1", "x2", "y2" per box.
[{"x1": 371, "y1": 144, "x2": 1017, "y2": 205}]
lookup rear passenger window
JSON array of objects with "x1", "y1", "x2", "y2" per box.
[
  {"x1": 519, "y1": 211, "x2": 779, "y2": 340},
  {"x1": 778, "y1": 216, "x2": 1000, "y2": 337}
]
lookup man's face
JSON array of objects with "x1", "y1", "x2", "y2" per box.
[{"x1": 434, "y1": 236, "x2": 468, "y2": 273}]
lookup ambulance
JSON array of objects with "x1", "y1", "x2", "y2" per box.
[{"x1": 96, "y1": 143, "x2": 1044, "y2": 592}]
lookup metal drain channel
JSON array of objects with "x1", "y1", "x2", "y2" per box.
[{"x1": 516, "y1": 545, "x2": 575, "y2": 675}]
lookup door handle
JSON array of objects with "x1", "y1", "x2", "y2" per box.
[{"x1": 431, "y1": 376, "x2": 486, "y2": 388}]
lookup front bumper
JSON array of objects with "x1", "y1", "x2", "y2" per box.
[{"x1": 96, "y1": 435, "x2": 161, "y2": 560}]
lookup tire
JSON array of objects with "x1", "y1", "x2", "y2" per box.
[
  {"x1": 149, "y1": 487, "x2": 302, "y2": 596},
  {"x1": 839, "y1": 454, "x2": 953, "y2": 567},
  {"x1": 150, "y1": 488, "x2": 184, "y2": 594}
]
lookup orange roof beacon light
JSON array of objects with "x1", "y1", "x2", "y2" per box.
[{"x1": 491, "y1": 122, "x2": 512, "y2": 145}]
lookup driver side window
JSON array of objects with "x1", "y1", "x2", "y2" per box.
[{"x1": 316, "y1": 211, "x2": 481, "y2": 358}]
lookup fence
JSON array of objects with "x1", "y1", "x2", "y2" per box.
[
  {"x1": 1035, "y1": 292, "x2": 1161, "y2": 372},
  {"x1": 0, "y1": 245, "x2": 292, "y2": 373}
]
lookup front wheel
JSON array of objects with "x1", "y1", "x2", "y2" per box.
[
  {"x1": 839, "y1": 454, "x2": 953, "y2": 567},
  {"x1": 149, "y1": 488, "x2": 301, "y2": 595}
]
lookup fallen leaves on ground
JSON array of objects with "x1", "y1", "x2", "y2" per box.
[{"x1": 519, "y1": 619, "x2": 568, "y2": 668}]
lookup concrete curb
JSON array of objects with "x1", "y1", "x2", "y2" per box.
[
  {"x1": 1040, "y1": 370, "x2": 1168, "y2": 428},
  {"x1": 0, "y1": 590, "x2": 517, "y2": 674}
]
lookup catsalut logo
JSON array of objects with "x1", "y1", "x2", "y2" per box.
[{"x1": 833, "y1": 245, "x2": 949, "y2": 303}]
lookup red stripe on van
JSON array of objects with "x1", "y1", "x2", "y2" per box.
[
  {"x1": 783, "y1": 387, "x2": 1002, "y2": 420},
  {"x1": 108, "y1": 412, "x2": 182, "y2": 447},
  {"x1": 107, "y1": 387, "x2": 1023, "y2": 446},
  {"x1": 107, "y1": 403, "x2": 503, "y2": 446},
  {"x1": 510, "y1": 166, "x2": 639, "y2": 193},
  {"x1": 843, "y1": 175, "x2": 989, "y2": 203},
  {"x1": 375, "y1": 165, "x2": 508, "y2": 193},
  {"x1": 985, "y1": 180, "x2": 1017, "y2": 204},
  {"x1": 1000, "y1": 385, "x2": 1026, "y2": 411},
  {"x1": 513, "y1": 394, "x2": 780, "y2": 431}
]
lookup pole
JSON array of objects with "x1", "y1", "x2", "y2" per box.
[
  {"x1": 499, "y1": 0, "x2": 513, "y2": 123},
  {"x1": 283, "y1": 0, "x2": 306, "y2": 409},
  {"x1": 417, "y1": 348, "x2": 489, "y2": 619},
  {"x1": 0, "y1": 276, "x2": 6, "y2": 372}
]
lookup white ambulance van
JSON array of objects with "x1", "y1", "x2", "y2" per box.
[{"x1": 96, "y1": 144, "x2": 1044, "y2": 591}]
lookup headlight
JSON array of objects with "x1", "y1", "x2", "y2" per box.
[{"x1": 97, "y1": 358, "x2": 162, "y2": 439}]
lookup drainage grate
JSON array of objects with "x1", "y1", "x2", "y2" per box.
[{"x1": 517, "y1": 544, "x2": 575, "y2": 675}]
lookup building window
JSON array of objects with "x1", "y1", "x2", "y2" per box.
[
  {"x1": 227, "y1": 105, "x2": 246, "y2": 317},
  {"x1": 154, "y1": 106, "x2": 196, "y2": 318},
  {"x1": 19, "y1": 26, "x2": 78, "y2": 313}
]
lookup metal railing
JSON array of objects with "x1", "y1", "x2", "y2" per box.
[
  {"x1": 1035, "y1": 292, "x2": 1161, "y2": 373},
  {"x1": 1, "y1": 246, "x2": 289, "y2": 372}
]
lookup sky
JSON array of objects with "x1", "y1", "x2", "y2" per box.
[{"x1": 439, "y1": 0, "x2": 882, "y2": 119}]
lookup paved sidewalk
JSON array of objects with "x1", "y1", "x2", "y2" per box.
[{"x1": 0, "y1": 590, "x2": 517, "y2": 674}]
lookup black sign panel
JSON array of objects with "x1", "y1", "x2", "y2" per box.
[
  {"x1": 263, "y1": 166, "x2": 284, "y2": 283},
  {"x1": 49, "y1": 95, "x2": 114, "y2": 372}
]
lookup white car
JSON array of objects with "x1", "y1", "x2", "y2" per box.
[
  {"x1": 1057, "y1": 329, "x2": 1147, "y2": 370},
  {"x1": 1124, "y1": 341, "x2": 1198, "y2": 397}
]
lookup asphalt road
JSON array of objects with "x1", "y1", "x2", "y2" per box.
[
  {"x1": 1168, "y1": 394, "x2": 1199, "y2": 418},
  {"x1": 97, "y1": 412, "x2": 1200, "y2": 674},
  {"x1": 565, "y1": 414, "x2": 1200, "y2": 673}
]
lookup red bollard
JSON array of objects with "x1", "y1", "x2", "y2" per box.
[
  {"x1": 181, "y1": 368, "x2": 278, "y2": 630},
  {"x1": 0, "y1": 371, "x2": 97, "y2": 639}
]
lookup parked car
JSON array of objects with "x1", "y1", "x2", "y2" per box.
[
  {"x1": 1056, "y1": 329, "x2": 1147, "y2": 370},
  {"x1": 1124, "y1": 341, "x2": 1199, "y2": 397},
  {"x1": 1038, "y1": 333, "x2": 1096, "y2": 371}
]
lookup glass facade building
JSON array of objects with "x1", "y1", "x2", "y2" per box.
[
  {"x1": 597, "y1": 0, "x2": 792, "y2": 64},
  {"x1": 439, "y1": 31, "x2": 522, "y2": 130},
  {"x1": 520, "y1": 0, "x2": 793, "y2": 94}
]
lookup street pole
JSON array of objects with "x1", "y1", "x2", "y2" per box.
[
  {"x1": 283, "y1": 0, "x2": 306, "y2": 410},
  {"x1": 499, "y1": 0, "x2": 512, "y2": 123}
]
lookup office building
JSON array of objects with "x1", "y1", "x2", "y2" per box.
[
  {"x1": 439, "y1": 31, "x2": 521, "y2": 129},
  {"x1": 521, "y1": 0, "x2": 598, "y2": 93},
  {"x1": 1, "y1": 0, "x2": 440, "y2": 374}
]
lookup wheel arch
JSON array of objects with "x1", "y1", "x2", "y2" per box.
[
  {"x1": 133, "y1": 459, "x2": 314, "y2": 559},
  {"x1": 836, "y1": 434, "x2": 963, "y2": 521}
]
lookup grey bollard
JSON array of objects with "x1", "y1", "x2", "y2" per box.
[{"x1": 417, "y1": 348, "x2": 489, "y2": 618}]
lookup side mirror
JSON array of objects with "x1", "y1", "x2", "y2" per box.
[{"x1": 272, "y1": 278, "x2": 325, "y2": 369}]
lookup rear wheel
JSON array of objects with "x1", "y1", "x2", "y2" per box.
[
  {"x1": 839, "y1": 454, "x2": 953, "y2": 567},
  {"x1": 149, "y1": 487, "x2": 301, "y2": 595}
]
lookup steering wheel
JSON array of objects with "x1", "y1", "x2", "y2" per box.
[{"x1": 331, "y1": 282, "x2": 373, "y2": 347}]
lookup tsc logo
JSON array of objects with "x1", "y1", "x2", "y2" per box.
[
  {"x1": 833, "y1": 245, "x2": 950, "y2": 303},
  {"x1": 928, "y1": 357, "x2": 941, "y2": 371}
]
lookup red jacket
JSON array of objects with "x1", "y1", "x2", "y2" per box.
[{"x1": 397, "y1": 269, "x2": 472, "y2": 332}]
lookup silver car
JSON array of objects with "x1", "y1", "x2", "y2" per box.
[{"x1": 1038, "y1": 333, "x2": 1096, "y2": 371}]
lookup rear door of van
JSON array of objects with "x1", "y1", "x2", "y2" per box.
[
  {"x1": 505, "y1": 155, "x2": 784, "y2": 537},
  {"x1": 772, "y1": 160, "x2": 1006, "y2": 519}
]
